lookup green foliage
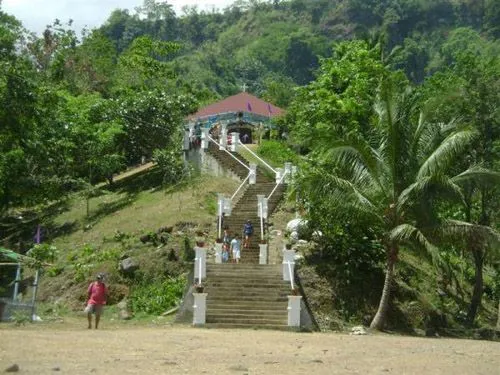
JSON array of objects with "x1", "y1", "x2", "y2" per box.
[
  {"x1": 153, "y1": 147, "x2": 186, "y2": 186},
  {"x1": 68, "y1": 244, "x2": 121, "y2": 282},
  {"x1": 288, "y1": 40, "x2": 388, "y2": 151},
  {"x1": 129, "y1": 276, "x2": 185, "y2": 315},
  {"x1": 25, "y1": 244, "x2": 58, "y2": 269},
  {"x1": 257, "y1": 140, "x2": 300, "y2": 167},
  {"x1": 204, "y1": 192, "x2": 217, "y2": 216},
  {"x1": 182, "y1": 235, "x2": 195, "y2": 262}
]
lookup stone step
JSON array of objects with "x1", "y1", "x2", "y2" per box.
[
  {"x1": 208, "y1": 264, "x2": 279, "y2": 269},
  {"x1": 205, "y1": 276, "x2": 284, "y2": 283},
  {"x1": 206, "y1": 286, "x2": 288, "y2": 293},
  {"x1": 203, "y1": 323, "x2": 291, "y2": 330},
  {"x1": 207, "y1": 309, "x2": 287, "y2": 317},
  {"x1": 205, "y1": 274, "x2": 285, "y2": 280},
  {"x1": 206, "y1": 294, "x2": 288, "y2": 302},
  {"x1": 206, "y1": 302, "x2": 288, "y2": 310},
  {"x1": 206, "y1": 316, "x2": 286, "y2": 325}
]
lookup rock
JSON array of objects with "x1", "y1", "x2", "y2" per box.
[
  {"x1": 5, "y1": 364, "x2": 19, "y2": 372},
  {"x1": 270, "y1": 230, "x2": 282, "y2": 236},
  {"x1": 158, "y1": 226, "x2": 173, "y2": 234},
  {"x1": 286, "y1": 218, "x2": 308, "y2": 233},
  {"x1": 311, "y1": 230, "x2": 323, "y2": 241},
  {"x1": 116, "y1": 299, "x2": 128, "y2": 310},
  {"x1": 119, "y1": 309, "x2": 132, "y2": 320},
  {"x1": 52, "y1": 366, "x2": 61, "y2": 371},
  {"x1": 350, "y1": 326, "x2": 368, "y2": 335},
  {"x1": 290, "y1": 231, "x2": 299, "y2": 241},
  {"x1": 297, "y1": 240, "x2": 308, "y2": 245},
  {"x1": 294, "y1": 254, "x2": 304, "y2": 262},
  {"x1": 119, "y1": 257, "x2": 139, "y2": 274}
]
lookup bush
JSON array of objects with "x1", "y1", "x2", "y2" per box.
[
  {"x1": 129, "y1": 276, "x2": 185, "y2": 315},
  {"x1": 257, "y1": 140, "x2": 299, "y2": 166},
  {"x1": 183, "y1": 235, "x2": 195, "y2": 261}
]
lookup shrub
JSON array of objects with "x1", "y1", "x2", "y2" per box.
[
  {"x1": 183, "y1": 235, "x2": 195, "y2": 261},
  {"x1": 129, "y1": 276, "x2": 185, "y2": 315},
  {"x1": 257, "y1": 140, "x2": 299, "y2": 166}
]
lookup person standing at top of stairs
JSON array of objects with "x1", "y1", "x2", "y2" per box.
[{"x1": 243, "y1": 220, "x2": 253, "y2": 249}]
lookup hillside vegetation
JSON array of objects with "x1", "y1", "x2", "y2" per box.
[{"x1": 0, "y1": 0, "x2": 499, "y2": 335}]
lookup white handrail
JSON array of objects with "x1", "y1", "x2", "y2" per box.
[
  {"x1": 237, "y1": 141, "x2": 277, "y2": 174},
  {"x1": 286, "y1": 261, "x2": 295, "y2": 290},
  {"x1": 207, "y1": 135, "x2": 250, "y2": 171},
  {"x1": 259, "y1": 201, "x2": 264, "y2": 241},
  {"x1": 198, "y1": 253, "x2": 202, "y2": 286},
  {"x1": 267, "y1": 170, "x2": 289, "y2": 200},
  {"x1": 218, "y1": 199, "x2": 223, "y2": 238},
  {"x1": 231, "y1": 173, "x2": 250, "y2": 200}
]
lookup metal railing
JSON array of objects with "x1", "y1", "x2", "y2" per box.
[
  {"x1": 258, "y1": 200, "x2": 264, "y2": 241},
  {"x1": 267, "y1": 169, "x2": 289, "y2": 200},
  {"x1": 207, "y1": 135, "x2": 251, "y2": 172},
  {"x1": 285, "y1": 261, "x2": 295, "y2": 290},
  {"x1": 237, "y1": 141, "x2": 277, "y2": 175}
]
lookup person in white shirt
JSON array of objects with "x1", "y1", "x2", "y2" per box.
[{"x1": 230, "y1": 234, "x2": 242, "y2": 264}]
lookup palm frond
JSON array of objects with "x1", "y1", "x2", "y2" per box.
[
  {"x1": 390, "y1": 223, "x2": 441, "y2": 266},
  {"x1": 397, "y1": 174, "x2": 464, "y2": 212},
  {"x1": 323, "y1": 136, "x2": 386, "y2": 194},
  {"x1": 451, "y1": 166, "x2": 500, "y2": 187},
  {"x1": 439, "y1": 220, "x2": 500, "y2": 248},
  {"x1": 417, "y1": 129, "x2": 477, "y2": 179}
]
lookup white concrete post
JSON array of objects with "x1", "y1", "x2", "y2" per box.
[
  {"x1": 230, "y1": 132, "x2": 239, "y2": 152},
  {"x1": 259, "y1": 243, "x2": 268, "y2": 265},
  {"x1": 194, "y1": 247, "x2": 206, "y2": 282},
  {"x1": 193, "y1": 292, "x2": 207, "y2": 325},
  {"x1": 220, "y1": 124, "x2": 227, "y2": 150},
  {"x1": 201, "y1": 128, "x2": 209, "y2": 150},
  {"x1": 276, "y1": 168, "x2": 284, "y2": 184},
  {"x1": 183, "y1": 130, "x2": 190, "y2": 151},
  {"x1": 215, "y1": 242, "x2": 223, "y2": 264},
  {"x1": 287, "y1": 295, "x2": 302, "y2": 327},
  {"x1": 249, "y1": 163, "x2": 257, "y2": 184},
  {"x1": 217, "y1": 193, "x2": 224, "y2": 238},
  {"x1": 282, "y1": 249, "x2": 295, "y2": 281}
]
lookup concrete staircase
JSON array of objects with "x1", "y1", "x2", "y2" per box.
[
  {"x1": 204, "y1": 264, "x2": 289, "y2": 329},
  {"x1": 207, "y1": 143, "x2": 285, "y2": 263},
  {"x1": 202, "y1": 143, "x2": 290, "y2": 329}
]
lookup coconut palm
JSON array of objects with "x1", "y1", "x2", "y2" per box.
[{"x1": 301, "y1": 83, "x2": 498, "y2": 330}]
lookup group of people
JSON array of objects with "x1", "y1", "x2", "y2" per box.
[{"x1": 221, "y1": 219, "x2": 253, "y2": 263}]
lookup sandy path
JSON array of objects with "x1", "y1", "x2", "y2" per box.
[{"x1": 1, "y1": 324, "x2": 499, "y2": 374}]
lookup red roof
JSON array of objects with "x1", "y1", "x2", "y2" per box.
[{"x1": 188, "y1": 92, "x2": 284, "y2": 120}]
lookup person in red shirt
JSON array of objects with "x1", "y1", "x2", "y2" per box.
[{"x1": 85, "y1": 274, "x2": 107, "y2": 329}]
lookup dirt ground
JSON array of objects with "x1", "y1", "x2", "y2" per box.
[{"x1": 1, "y1": 322, "x2": 499, "y2": 375}]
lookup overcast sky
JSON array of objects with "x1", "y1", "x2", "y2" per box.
[{"x1": 2, "y1": 0, "x2": 236, "y2": 35}]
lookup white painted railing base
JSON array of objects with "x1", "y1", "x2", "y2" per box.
[
  {"x1": 259, "y1": 244, "x2": 268, "y2": 265},
  {"x1": 288, "y1": 295, "x2": 302, "y2": 327},
  {"x1": 194, "y1": 247, "x2": 206, "y2": 281},
  {"x1": 193, "y1": 293, "x2": 207, "y2": 325},
  {"x1": 282, "y1": 249, "x2": 295, "y2": 281}
]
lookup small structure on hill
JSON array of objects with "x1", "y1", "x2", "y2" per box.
[{"x1": 186, "y1": 92, "x2": 284, "y2": 147}]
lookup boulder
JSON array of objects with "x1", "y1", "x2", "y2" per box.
[
  {"x1": 119, "y1": 257, "x2": 139, "y2": 274},
  {"x1": 286, "y1": 218, "x2": 307, "y2": 233},
  {"x1": 350, "y1": 326, "x2": 368, "y2": 335}
]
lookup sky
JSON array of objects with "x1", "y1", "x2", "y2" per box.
[{"x1": 2, "y1": 0, "x2": 236, "y2": 35}]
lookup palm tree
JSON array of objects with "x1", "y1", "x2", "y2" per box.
[{"x1": 301, "y1": 83, "x2": 497, "y2": 330}]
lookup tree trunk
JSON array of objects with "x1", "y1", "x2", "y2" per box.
[
  {"x1": 466, "y1": 249, "x2": 484, "y2": 327},
  {"x1": 370, "y1": 245, "x2": 397, "y2": 330},
  {"x1": 497, "y1": 299, "x2": 500, "y2": 329}
]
